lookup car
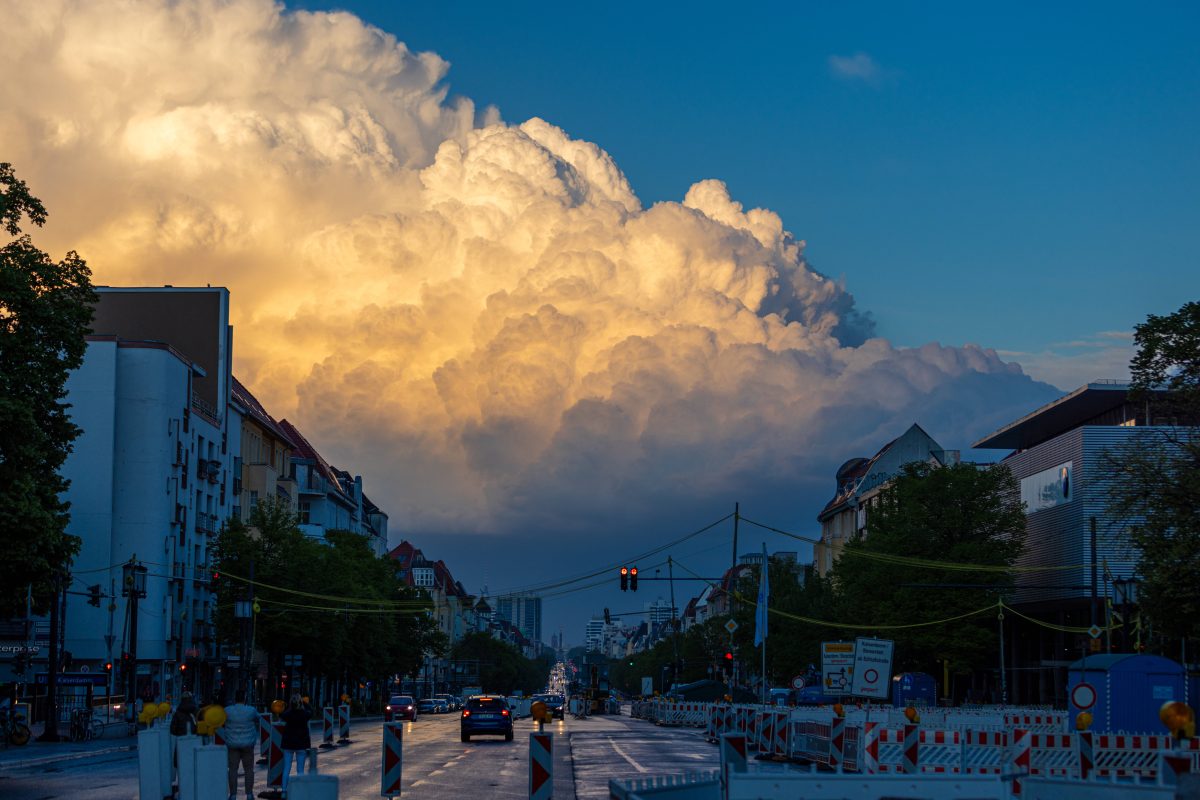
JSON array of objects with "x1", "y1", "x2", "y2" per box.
[
  {"x1": 417, "y1": 698, "x2": 439, "y2": 714},
  {"x1": 386, "y1": 695, "x2": 417, "y2": 722},
  {"x1": 434, "y1": 693, "x2": 458, "y2": 711},
  {"x1": 434, "y1": 698, "x2": 450, "y2": 714},
  {"x1": 530, "y1": 693, "x2": 565, "y2": 719},
  {"x1": 460, "y1": 695, "x2": 513, "y2": 742}
]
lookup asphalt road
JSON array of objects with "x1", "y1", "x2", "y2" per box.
[{"x1": 0, "y1": 707, "x2": 722, "y2": 799}]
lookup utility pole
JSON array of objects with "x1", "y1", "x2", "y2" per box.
[
  {"x1": 37, "y1": 573, "x2": 64, "y2": 742},
  {"x1": 667, "y1": 557, "x2": 680, "y2": 681},
  {"x1": 730, "y1": 503, "x2": 740, "y2": 689},
  {"x1": 1090, "y1": 517, "x2": 1099, "y2": 631},
  {"x1": 122, "y1": 557, "x2": 147, "y2": 722}
]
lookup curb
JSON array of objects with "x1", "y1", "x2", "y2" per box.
[{"x1": 0, "y1": 742, "x2": 137, "y2": 772}]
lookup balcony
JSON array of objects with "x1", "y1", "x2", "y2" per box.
[
  {"x1": 207, "y1": 460, "x2": 221, "y2": 484},
  {"x1": 197, "y1": 460, "x2": 209, "y2": 480},
  {"x1": 194, "y1": 512, "x2": 218, "y2": 536}
]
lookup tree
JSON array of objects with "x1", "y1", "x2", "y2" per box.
[
  {"x1": 1106, "y1": 301, "x2": 1200, "y2": 642},
  {"x1": 829, "y1": 461, "x2": 1024, "y2": 676},
  {"x1": 451, "y1": 632, "x2": 548, "y2": 695},
  {"x1": 0, "y1": 163, "x2": 95, "y2": 616}
]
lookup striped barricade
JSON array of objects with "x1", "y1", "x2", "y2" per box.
[
  {"x1": 915, "y1": 729, "x2": 961, "y2": 774},
  {"x1": 755, "y1": 710, "x2": 775, "y2": 755},
  {"x1": 267, "y1": 720, "x2": 285, "y2": 789},
  {"x1": 1093, "y1": 734, "x2": 1197, "y2": 779},
  {"x1": 792, "y1": 720, "x2": 832, "y2": 764},
  {"x1": 769, "y1": 709, "x2": 790, "y2": 759},
  {"x1": 964, "y1": 730, "x2": 1008, "y2": 775},
  {"x1": 1004, "y1": 712, "x2": 1069, "y2": 733},
  {"x1": 1028, "y1": 733, "x2": 1076, "y2": 778}
]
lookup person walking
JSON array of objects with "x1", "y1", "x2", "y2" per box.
[
  {"x1": 280, "y1": 694, "x2": 312, "y2": 794},
  {"x1": 170, "y1": 692, "x2": 198, "y2": 737},
  {"x1": 223, "y1": 691, "x2": 258, "y2": 800}
]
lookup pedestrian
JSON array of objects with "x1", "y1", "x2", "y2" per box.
[
  {"x1": 223, "y1": 690, "x2": 259, "y2": 800},
  {"x1": 170, "y1": 692, "x2": 198, "y2": 736},
  {"x1": 280, "y1": 693, "x2": 312, "y2": 792}
]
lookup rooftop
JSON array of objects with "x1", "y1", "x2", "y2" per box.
[{"x1": 973, "y1": 381, "x2": 1134, "y2": 450}]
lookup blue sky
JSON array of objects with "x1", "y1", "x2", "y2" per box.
[{"x1": 297, "y1": 0, "x2": 1199, "y2": 389}]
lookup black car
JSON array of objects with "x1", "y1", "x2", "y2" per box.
[
  {"x1": 460, "y1": 695, "x2": 513, "y2": 742},
  {"x1": 531, "y1": 694, "x2": 565, "y2": 719}
]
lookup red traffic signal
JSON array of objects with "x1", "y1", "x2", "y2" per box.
[
  {"x1": 179, "y1": 662, "x2": 187, "y2": 672},
  {"x1": 104, "y1": 661, "x2": 113, "y2": 672},
  {"x1": 620, "y1": 566, "x2": 629, "y2": 591},
  {"x1": 724, "y1": 652, "x2": 733, "y2": 660},
  {"x1": 630, "y1": 566, "x2": 638, "y2": 591}
]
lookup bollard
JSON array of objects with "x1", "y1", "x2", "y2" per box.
[
  {"x1": 1158, "y1": 751, "x2": 1193, "y2": 787},
  {"x1": 862, "y1": 722, "x2": 880, "y2": 774},
  {"x1": 137, "y1": 727, "x2": 166, "y2": 800},
  {"x1": 719, "y1": 733, "x2": 747, "y2": 800},
  {"x1": 902, "y1": 723, "x2": 919, "y2": 774},
  {"x1": 829, "y1": 716, "x2": 845, "y2": 771},
  {"x1": 529, "y1": 732, "x2": 553, "y2": 800},
  {"x1": 381, "y1": 721, "x2": 403, "y2": 798},
  {"x1": 258, "y1": 711, "x2": 271, "y2": 764},
  {"x1": 267, "y1": 720, "x2": 285, "y2": 791},
  {"x1": 337, "y1": 703, "x2": 352, "y2": 745},
  {"x1": 288, "y1": 773, "x2": 339, "y2": 800},
  {"x1": 176, "y1": 734, "x2": 202, "y2": 800},
  {"x1": 321, "y1": 706, "x2": 336, "y2": 748},
  {"x1": 1009, "y1": 728, "x2": 1030, "y2": 796},
  {"x1": 193, "y1": 744, "x2": 229, "y2": 800}
]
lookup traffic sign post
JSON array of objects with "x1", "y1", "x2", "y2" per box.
[
  {"x1": 1071, "y1": 682, "x2": 1097, "y2": 711},
  {"x1": 850, "y1": 637, "x2": 893, "y2": 700},
  {"x1": 529, "y1": 732, "x2": 553, "y2": 800},
  {"x1": 381, "y1": 722, "x2": 403, "y2": 797},
  {"x1": 790, "y1": 675, "x2": 806, "y2": 691},
  {"x1": 724, "y1": 619, "x2": 738, "y2": 635},
  {"x1": 820, "y1": 642, "x2": 855, "y2": 695}
]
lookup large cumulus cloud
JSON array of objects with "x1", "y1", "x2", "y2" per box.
[{"x1": 4, "y1": 0, "x2": 1055, "y2": 550}]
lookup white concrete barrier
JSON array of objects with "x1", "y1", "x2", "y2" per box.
[
  {"x1": 137, "y1": 727, "x2": 167, "y2": 800},
  {"x1": 175, "y1": 734, "x2": 202, "y2": 800},
  {"x1": 289, "y1": 773, "x2": 340, "y2": 800},
  {"x1": 192, "y1": 745, "x2": 229, "y2": 800}
]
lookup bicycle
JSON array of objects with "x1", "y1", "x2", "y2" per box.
[
  {"x1": 68, "y1": 708, "x2": 103, "y2": 742},
  {"x1": 0, "y1": 707, "x2": 32, "y2": 747}
]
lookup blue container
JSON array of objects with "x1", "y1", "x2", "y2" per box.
[
  {"x1": 891, "y1": 672, "x2": 937, "y2": 707},
  {"x1": 1068, "y1": 654, "x2": 1184, "y2": 733}
]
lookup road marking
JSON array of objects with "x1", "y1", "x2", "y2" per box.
[
  {"x1": 430, "y1": 769, "x2": 445, "y2": 776},
  {"x1": 607, "y1": 737, "x2": 650, "y2": 773},
  {"x1": 412, "y1": 780, "x2": 426, "y2": 786},
  {"x1": 443, "y1": 762, "x2": 457, "y2": 768}
]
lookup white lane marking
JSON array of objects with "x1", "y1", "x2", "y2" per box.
[
  {"x1": 430, "y1": 769, "x2": 445, "y2": 776},
  {"x1": 607, "y1": 737, "x2": 650, "y2": 773},
  {"x1": 443, "y1": 761, "x2": 457, "y2": 768},
  {"x1": 412, "y1": 780, "x2": 426, "y2": 786}
]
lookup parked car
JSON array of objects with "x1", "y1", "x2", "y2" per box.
[
  {"x1": 434, "y1": 698, "x2": 450, "y2": 714},
  {"x1": 434, "y1": 693, "x2": 458, "y2": 711},
  {"x1": 386, "y1": 695, "x2": 417, "y2": 722},
  {"x1": 417, "y1": 698, "x2": 439, "y2": 714},
  {"x1": 460, "y1": 695, "x2": 513, "y2": 742}
]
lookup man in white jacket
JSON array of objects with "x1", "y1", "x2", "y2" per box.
[{"x1": 223, "y1": 691, "x2": 259, "y2": 800}]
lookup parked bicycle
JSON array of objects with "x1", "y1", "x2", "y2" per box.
[
  {"x1": 68, "y1": 707, "x2": 103, "y2": 742},
  {"x1": 0, "y1": 706, "x2": 32, "y2": 747}
]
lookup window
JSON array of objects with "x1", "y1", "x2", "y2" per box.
[
  {"x1": 413, "y1": 568, "x2": 435, "y2": 588},
  {"x1": 299, "y1": 501, "x2": 311, "y2": 524},
  {"x1": 249, "y1": 490, "x2": 259, "y2": 512}
]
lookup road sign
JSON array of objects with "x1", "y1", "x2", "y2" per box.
[
  {"x1": 641, "y1": 677, "x2": 653, "y2": 696},
  {"x1": 790, "y1": 675, "x2": 806, "y2": 691},
  {"x1": 724, "y1": 619, "x2": 739, "y2": 634},
  {"x1": 80, "y1": 665, "x2": 90, "y2": 673},
  {"x1": 850, "y1": 637, "x2": 894, "y2": 699},
  {"x1": 381, "y1": 722, "x2": 403, "y2": 797},
  {"x1": 1088, "y1": 625, "x2": 1103, "y2": 640},
  {"x1": 529, "y1": 732, "x2": 553, "y2": 800},
  {"x1": 1071, "y1": 682, "x2": 1097, "y2": 711},
  {"x1": 821, "y1": 642, "x2": 855, "y2": 695}
]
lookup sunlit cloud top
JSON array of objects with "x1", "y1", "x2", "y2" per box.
[{"x1": 4, "y1": 0, "x2": 1054, "y2": 540}]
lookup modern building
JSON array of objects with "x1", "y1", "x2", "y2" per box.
[
  {"x1": 1, "y1": 287, "x2": 241, "y2": 700},
  {"x1": 973, "y1": 380, "x2": 1187, "y2": 704},
  {"x1": 814, "y1": 423, "x2": 960, "y2": 575},
  {"x1": 644, "y1": 597, "x2": 675, "y2": 627},
  {"x1": 493, "y1": 593, "x2": 543, "y2": 646}
]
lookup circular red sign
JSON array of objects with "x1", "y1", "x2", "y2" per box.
[
  {"x1": 1071, "y1": 682, "x2": 1097, "y2": 710},
  {"x1": 863, "y1": 668, "x2": 879, "y2": 684}
]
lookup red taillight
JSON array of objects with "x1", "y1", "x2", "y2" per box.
[
  {"x1": 462, "y1": 710, "x2": 470, "y2": 717},
  {"x1": 501, "y1": 709, "x2": 510, "y2": 716}
]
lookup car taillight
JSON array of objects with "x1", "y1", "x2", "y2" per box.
[
  {"x1": 501, "y1": 709, "x2": 510, "y2": 716},
  {"x1": 462, "y1": 710, "x2": 470, "y2": 717}
]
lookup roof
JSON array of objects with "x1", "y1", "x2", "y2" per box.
[
  {"x1": 231, "y1": 376, "x2": 298, "y2": 448},
  {"x1": 973, "y1": 381, "x2": 1135, "y2": 450},
  {"x1": 277, "y1": 418, "x2": 350, "y2": 501},
  {"x1": 818, "y1": 423, "x2": 942, "y2": 520},
  {"x1": 1068, "y1": 654, "x2": 1183, "y2": 673}
]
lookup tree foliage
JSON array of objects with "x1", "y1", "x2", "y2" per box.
[
  {"x1": 212, "y1": 499, "x2": 446, "y2": 686},
  {"x1": 1107, "y1": 301, "x2": 1200, "y2": 642},
  {"x1": 0, "y1": 163, "x2": 95, "y2": 615},
  {"x1": 830, "y1": 462, "x2": 1023, "y2": 675},
  {"x1": 450, "y1": 631, "x2": 550, "y2": 695}
]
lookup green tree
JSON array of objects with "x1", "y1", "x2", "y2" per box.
[
  {"x1": 451, "y1": 632, "x2": 549, "y2": 695},
  {"x1": 0, "y1": 163, "x2": 95, "y2": 615},
  {"x1": 1106, "y1": 301, "x2": 1200, "y2": 643},
  {"x1": 829, "y1": 461, "x2": 1024, "y2": 676}
]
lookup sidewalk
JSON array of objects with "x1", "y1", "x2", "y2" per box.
[{"x1": 0, "y1": 719, "x2": 137, "y2": 772}]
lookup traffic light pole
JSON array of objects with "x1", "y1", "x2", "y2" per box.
[{"x1": 37, "y1": 574, "x2": 63, "y2": 742}]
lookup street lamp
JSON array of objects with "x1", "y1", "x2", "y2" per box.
[{"x1": 1113, "y1": 577, "x2": 1140, "y2": 653}]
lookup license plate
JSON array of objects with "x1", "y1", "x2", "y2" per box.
[{"x1": 475, "y1": 713, "x2": 497, "y2": 720}]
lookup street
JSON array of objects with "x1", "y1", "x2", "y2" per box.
[{"x1": 0, "y1": 708, "x2": 718, "y2": 799}]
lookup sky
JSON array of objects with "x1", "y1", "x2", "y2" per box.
[{"x1": 4, "y1": 0, "x2": 1197, "y2": 645}]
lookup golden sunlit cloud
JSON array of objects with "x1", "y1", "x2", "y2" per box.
[{"x1": 4, "y1": 0, "x2": 1053, "y2": 536}]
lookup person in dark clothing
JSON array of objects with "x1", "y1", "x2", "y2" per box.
[
  {"x1": 170, "y1": 693, "x2": 198, "y2": 736},
  {"x1": 280, "y1": 694, "x2": 312, "y2": 791}
]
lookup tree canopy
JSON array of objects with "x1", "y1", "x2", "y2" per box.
[
  {"x1": 450, "y1": 631, "x2": 550, "y2": 695},
  {"x1": 0, "y1": 163, "x2": 95, "y2": 615}
]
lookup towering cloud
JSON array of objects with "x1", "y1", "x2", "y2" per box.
[{"x1": 3, "y1": 0, "x2": 1054, "y2": 543}]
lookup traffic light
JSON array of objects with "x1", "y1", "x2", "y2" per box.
[
  {"x1": 179, "y1": 662, "x2": 187, "y2": 672},
  {"x1": 619, "y1": 566, "x2": 628, "y2": 591},
  {"x1": 630, "y1": 566, "x2": 638, "y2": 591},
  {"x1": 210, "y1": 570, "x2": 220, "y2": 588},
  {"x1": 88, "y1": 584, "x2": 102, "y2": 607},
  {"x1": 724, "y1": 651, "x2": 733, "y2": 661},
  {"x1": 104, "y1": 661, "x2": 113, "y2": 673},
  {"x1": 604, "y1": 608, "x2": 611, "y2": 625}
]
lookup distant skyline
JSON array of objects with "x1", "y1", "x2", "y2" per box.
[{"x1": 6, "y1": 0, "x2": 1196, "y2": 645}]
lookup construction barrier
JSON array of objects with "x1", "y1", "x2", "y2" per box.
[
  {"x1": 338, "y1": 703, "x2": 352, "y2": 744},
  {"x1": 137, "y1": 726, "x2": 169, "y2": 800},
  {"x1": 257, "y1": 711, "x2": 271, "y2": 764},
  {"x1": 288, "y1": 774, "x2": 340, "y2": 800},
  {"x1": 267, "y1": 720, "x2": 285, "y2": 790},
  {"x1": 529, "y1": 731, "x2": 553, "y2": 800},
  {"x1": 175, "y1": 735, "x2": 201, "y2": 799},
  {"x1": 381, "y1": 722, "x2": 403, "y2": 798},
  {"x1": 320, "y1": 706, "x2": 335, "y2": 748}
]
